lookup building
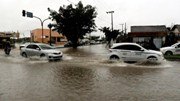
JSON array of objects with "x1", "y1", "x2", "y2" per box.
[
  {"x1": 31, "y1": 29, "x2": 67, "y2": 45},
  {"x1": 0, "y1": 32, "x2": 19, "y2": 48},
  {"x1": 128, "y1": 25, "x2": 168, "y2": 49}
]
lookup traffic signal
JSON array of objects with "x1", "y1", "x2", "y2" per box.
[
  {"x1": 27, "y1": 12, "x2": 33, "y2": 18},
  {"x1": 22, "y1": 10, "x2": 26, "y2": 17}
]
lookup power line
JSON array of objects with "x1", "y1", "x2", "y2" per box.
[{"x1": 66, "y1": 0, "x2": 75, "y2": 5}]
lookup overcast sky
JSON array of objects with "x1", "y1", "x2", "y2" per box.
[{"x1": 0, "y1": 0, "x2": 180, "y2": 37}]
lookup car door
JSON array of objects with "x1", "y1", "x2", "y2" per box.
[
  {"x1": 31, "y1": 45, "x2": 42, "y2": 56},
  {"x1": 175, "y1": 43, "x2": 180, "y2": 55},
  {"x1": 129, "y1": 45, "x2": 146, "y2": 61},
  {"x1": 25, "y1": 44, "x2": 34, "y2": 56},
  {"x1": 114, "y1": 45, "x2": 132, "y2": 61}
]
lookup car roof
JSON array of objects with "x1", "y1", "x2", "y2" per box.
[
  {"x1": 111, "y1": 42, "x2": 139, "y2": 48},
  {"x1": 28, "y1": 43, "x2": 47, "y2": 45},
  {"x1": 172, "y1": 42, "x2": 180, "y2": 46}
]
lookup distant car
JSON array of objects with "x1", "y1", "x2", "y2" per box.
[
  {"x1": 19, "y1": 42, "x2": 31, "y2": 50},
  {"x1": 20, "y1": 43, "x2": 63, "y2": 61},
  {"x1": 64, "y1": 41, "x2": 73, "y2": 47},
  {"x1": 160, "y1": 42, "x2": 180, "y2": 56},
  {"x1": 64, "y1": 41, "x2": 85, "y2": 47},
  {"x1": 108, "y1": 43, "x2": 164, "y2": 63}
]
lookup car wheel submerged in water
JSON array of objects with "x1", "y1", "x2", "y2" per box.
[
  {"x1": 40, "y1": 54, "x2": 46, "y2": 58},
  {"x1": 110, "y1": 55, "x2": 119, "y2": 60},
  {"x1": 22, "y1": 52, "x2": 27, "y2": 58},
  {"x1": 147, "y1": 56, "x2": 158, "y2": 62},
  {"x1": 165, "y1": 51, "x2": 173, "y2": 56}
]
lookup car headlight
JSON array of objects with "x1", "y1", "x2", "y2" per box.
[
  {"x1": 157, "y1": 53, "x2": 163, "y2": 57},
  {"x1": 53, "y1": 52, "x2": 61, "y2": 55}
]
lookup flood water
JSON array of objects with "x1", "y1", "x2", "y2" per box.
[{"x1": 0, "y1": 44, "x2": 180, "y2": 101}]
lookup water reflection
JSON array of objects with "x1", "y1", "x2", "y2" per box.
[
  {"x1": 53, "y1": 66, "x2": 94, "y2": 91},
  {"x1": 0, "y1": 45, "x2": 180, "y2": 101}
]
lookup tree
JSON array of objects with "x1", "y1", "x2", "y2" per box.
[
  {"x1": 48, "y1": 1, "x2": 97, "y2": 48},
  {"x1": 164, "y1": 32, "x2": 177, "y2": 46},
  {"x1": 99, "y1": 27, "x2": 120, "y2": 47}
]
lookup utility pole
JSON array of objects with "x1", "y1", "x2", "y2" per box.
[
  {"x1": 124, "y1": 23, "x2": 127, "y2": 34},
  {"x1": 22, "y1": 10, "x2": 50, "y2": 43},
  {"x1": 48, "y1": 23, "x2": 52, "y2": 46},
  {"x1": 48, "y1": 23, "x2": 57, "y2": 46},
  {"x1": 32, "y1": 16, "x2": 50, "y2": 43},
  {"x1": 119, "y1": 23, "x2": 124, "y2": 35},
  {"x1": 106, "y1": 11, "x2": 114, "y2": 31}
]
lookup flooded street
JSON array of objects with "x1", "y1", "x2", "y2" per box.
[{"x1": 0, "y1": 44, "x2": 180, "y2": 101}]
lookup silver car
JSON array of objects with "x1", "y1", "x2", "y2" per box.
[
  {"x1": 19, "y1": 42, "x2": 31, "y2": 50},
  {"x1": 20, "y1": 43, "x2": 63, "y2": 61}
]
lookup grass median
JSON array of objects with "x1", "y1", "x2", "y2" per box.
[{"x1": 164, "y1": 55, "x2": 180, "y2": 61}]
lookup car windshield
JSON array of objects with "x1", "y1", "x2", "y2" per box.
[
  {"x1": 39, "y1": 44, "x2": 54, "y2": 50},
  {"x1": 172, "y1": 43, "x2": 180, "y2": 47}
]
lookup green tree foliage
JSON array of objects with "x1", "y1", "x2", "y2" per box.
[
  {"x1": 164, "y1": 32, "x2": 177, "y2": 46},
  {"x1": 99, "y1": 27, "x2": 120, "y2": 47},
  {"x1": 48, "y1": 1, "x2": 97, "y2": 48}
]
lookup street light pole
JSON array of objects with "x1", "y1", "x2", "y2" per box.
[
  {"x1": 106, "y1": 11, "x2": 114, "y2": 31},
  {"x1": 33, "y1": 16, "x2": 50, "y2": 43},
  {"x1": 48, "y1": 23, "x2": 52, "y2": 46},
  {"x1": 119, "y1": 23, "x2": 124, "y2": 34},
  {"x1": 48, "y1": 23, "x2": 57, "y2": 46}
]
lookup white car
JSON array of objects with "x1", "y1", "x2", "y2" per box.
[
  {"x1": 109, "y1": 43, "x2": 164, "y2": 63},
  {"x1": 20, "y1": 43, "x2": 63, "y2": 61},
  {"x1": 160, "y1": 42, "x2": 180, "y2": 56}
]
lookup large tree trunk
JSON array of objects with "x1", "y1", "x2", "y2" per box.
[{"x1": 71, "y1": 37, "x2": 78, "y2": 49}]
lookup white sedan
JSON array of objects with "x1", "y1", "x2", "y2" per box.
[
  {"x1": 160, "y1": 42, "x2": 180, "y2": 55},
  {"x1": 109, "y1": 43, "x2": 164, "y2": 63},
  {"x1": 20, "y1": 43, "x2": 63, "y2": 61}
]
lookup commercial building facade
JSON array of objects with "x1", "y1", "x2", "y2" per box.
[
  {"x1": 0, "y1": 32, "x2": 19, "y2": 48},
  {"x1": 128, "y1": 25, "x2": 168, "y2": 49},
  {"x1": 31, "y1": 29, "x2": 67, "y2": 45}
]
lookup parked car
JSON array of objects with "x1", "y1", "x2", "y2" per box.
[
  {"x1": 64, "y1": 41, "x2": 73, "y2": 47},
  {"x1": 160, "y1": 42, "x2": 180, "y2": 56},
  {"x1": 108, "y1": 43, "x2": 164, "y2": 63},
  {"x1": 20, "y1": 43, "x2": 63, "y2": 61},
  {"x1": 64, "y1": 41, "x2": 85, "y2": 47}
]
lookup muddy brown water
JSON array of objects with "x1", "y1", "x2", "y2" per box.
[{"x1": 0, "y1": 44, "x2": 179, "y2": 101}]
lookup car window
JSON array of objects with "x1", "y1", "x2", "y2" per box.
[
  {"x1": 113, "y1": 45, "x2": 141, "y2": 51},
  {"x1": 26, "y1": 44, "x2": 39, "y2": 49},
  {"x1": 33, "y1": 45, "x2": 39, "y2": 49},
  {"x1": 26, "y1": 45, "x2": 34, "y2": 49},
  {"x1": 129, "y1": 45, "x2": 142, "y2": 51},
  {"x1": 177, "y1": 44, "x2": 180, "y2": 48},
  {"x1": 39, "y1": 44, "x2": 54, "y2": 50}
]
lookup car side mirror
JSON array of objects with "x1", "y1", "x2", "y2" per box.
[{"x1": 36, "y1": 48, "x2": 41, "y2": 50}]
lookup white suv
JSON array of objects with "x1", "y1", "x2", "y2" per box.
[
  {"x1": 109, "y1": 43, "x2": 164, "y2": 62},
  {"x1": 160, "y1": 42, "x2": 180, "y2": 56}
]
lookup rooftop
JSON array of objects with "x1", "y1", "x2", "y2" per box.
[{"x1": 131, "y1": 25, "x2": 168, "y2": 32}]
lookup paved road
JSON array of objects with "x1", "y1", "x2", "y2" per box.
[{"x1": 0, "y1": 44, "x2": 180, "y2": 101}]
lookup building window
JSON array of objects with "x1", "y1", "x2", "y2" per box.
[{"x1": 57, "y1": 38, "x2": 61, "y2": 42}]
